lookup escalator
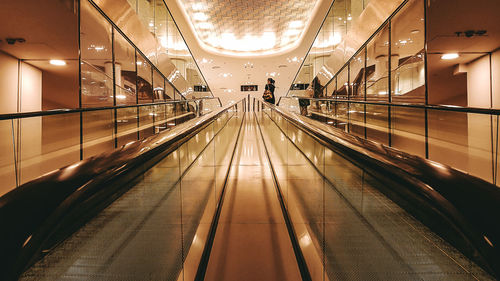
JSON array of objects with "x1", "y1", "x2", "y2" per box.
[{"x1": 0, "y1": 98, "x2": 499, "y2": 280}]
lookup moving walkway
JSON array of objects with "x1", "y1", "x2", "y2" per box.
[{"x1": 0, "y1": 98, "x2": 499, "y2": 280}]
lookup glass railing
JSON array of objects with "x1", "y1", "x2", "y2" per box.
[
  {"x1": 0, "y1": 98, "x2": 245, "y2": 281},
  {"x1": 256, "y1": 98, "x2": 499, "y2": 279},
  {"x1": 278, "y1": 96, "x2": 500, "y2": 187},
  {"x1": 0, "y1": 97, "x2": 221, "y2": 197}
]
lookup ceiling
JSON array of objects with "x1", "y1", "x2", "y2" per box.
[
  {"x1": 177, "y1": 0, "x2": 320, "y2": 57},
  {"x1": 169, "y1": 0, "x2": 334, "y2": 103}
]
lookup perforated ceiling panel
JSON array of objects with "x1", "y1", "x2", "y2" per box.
[{"x1": 178, "y1": 0, "x2": 319, "y2": 55}]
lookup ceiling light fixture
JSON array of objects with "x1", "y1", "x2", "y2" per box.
[
  {"x1": 219, "y1": 72, "x2": 232, "y2": 78},
  {"x1": 284, "y1": 29, "x2": 301, "y2": 36},
  {"x1": 197, "y1": 22, "x2": 213, "y2": 29},
  {"x1": 192, "y1": 3, "x2": 205, "y2": 11},
  {"x1": 289, "y1": 20, "x2": 303, "y2": 28},
  {"x1": 193, "y1": 12, "x2": 208, "y2": 21},
  {"x1": 49, "y1": 59, "x2": 66, "y2": 66},
  {"x1": 441, "y1": 53, "x2": 459, "y2": 60}
]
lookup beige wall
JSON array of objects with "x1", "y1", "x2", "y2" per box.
[
  {"x1": 20, "y1": 62, "x2": 42, "y2": 112},
  {"x1": 466, "y1": 49, "x2": 500, "y2": 108},
  {"x1": 492, "y1": 49, "x2": 500, "y2": 108},
  {"x1": 0, "y1": 52, "x2": 44, "y2": 113},
  {"x1": 467, "y1": 114, "x2": 494, "y2": 182},
  {"x1": 467, "y1": 54, "x2": 491, "y2": 108},
  {"x1": 42, "y1": 64, "x2": 80, "y2": 110},
  {"x1": 0, "y1": 51, "x2": 19, "y2": 114},
  {"x1": 464, "y1": 49, "x2": 500, "y2": 182}
]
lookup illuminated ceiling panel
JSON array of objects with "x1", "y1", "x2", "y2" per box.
[{"x1": 177, "y1": 0, "x2": 319, "y2": 56}]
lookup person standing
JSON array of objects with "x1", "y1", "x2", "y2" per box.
[{"x1": 263, "y1": 78, "x2": 276, "y2": 104}]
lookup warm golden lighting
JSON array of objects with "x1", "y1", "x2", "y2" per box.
[
  {"x1": 193, "y1": 12, "x2": 208, "y2": 21},
  {"x1": 49, "y1": 59, "x2": 66, "y2": 66},
  {"x1": 289, "y1": 20, "x2": 303, "y2": 28},
  {"x1": 177, "y1": 0, "x2": 320, "y2": 56},
  {"x1": 441, "y1": 53, "x2": 459, "y2": 60}
]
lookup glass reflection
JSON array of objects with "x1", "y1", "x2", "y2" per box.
[
  {"x1": 139, "y1": 105, "x2": 155, "y2": 139},
  {"x1": 391, "y1": 106, "x2": 425, "y2": 157},
  {"x1": 350, "y1": 49, "x2": 366, "y2": 100},
  {"x1": 390, "y1": 0, "x2": 425, "y2": 104},
  {"x1": 366, "y1": 24, "x2": 389, "y2": 101},
  {"x1": 80, "y1": 0, "x2": 113, "y2": 107},
  {"x1": 137, "y1": 54, "x2": 153, "y2": 103},
  {"x1": 116, "y1": 107, "x2": 139, "y2": 147},
  {"x1": 365, "y1": 104, "x2": 389, "y2": 145},
  {"x1": 153, "y1": 69, "x2": 165, "y2": 101},
  {"x1": 349, "y1": 103, "x2": 365, "y2": 137},
  {"x1": 426, "y1": 0, "x2": 500, "y2": 108},
  {"x1": 83, "y1": 109, "x2": 115, "y2": 158},
  {"x1": 336, "y1": 66, "x2": 349, "y2": 99},
  {"x1": 114, "y1": 30, "x2": 137, "y2": 105},
  {"x1": 155, "y1": 0, "x2": 168, "y2": 67},
  {"x1": 165, "y1": 81, "x2": 174, "y2": 100}
]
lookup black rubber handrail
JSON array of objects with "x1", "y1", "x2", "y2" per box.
[
  {"x1": 260, "y1": 99, "x2": 500, "y2": 279},
  {"x1": 278, "y1": 96, "x2": 500, "y2": 115},
  {"x1": 0, "y1": 99, "x2": 244, "y2": 281},
  {"x1": 0, "y1": 97, "x2": 221, "y2": 120}
]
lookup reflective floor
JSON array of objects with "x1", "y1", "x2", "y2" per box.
[
  {"x1": 257, "y1": 109, "x2": 495, "y2": 281},
  {"x1": 18, "y1": 111, "x2": 496, "y2": 281},
  {"x1": 204, "y1": 114, "x2": 302, "y2": 281},
  {"x1": 19, "y1": 111, "x2": 241, "y2": 281}
]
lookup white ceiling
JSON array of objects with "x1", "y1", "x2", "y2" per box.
[
  {"x1": 176, "y1": 0, "x2": 319, "y2": 57},
  {"x1": 168, "y1": 0, "x2": 334, "y2": 104}
]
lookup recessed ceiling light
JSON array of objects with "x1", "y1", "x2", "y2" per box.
[
  {"x1": 289, "y1": 20, "x2": 303, "y2": 28},
  {"x1": 193, "y1": 12, "x2": 208, "y2": 21},
  {"x1": 411, "y1": 29, "x2": 420, "y2": 34},
  {"x1": 441, "y1": 53, "x2": 459, "y2": 60},
  {"x1": 192, "y1": 3, "x2": 205, "y2": 11},
  {"x1": 197, "y1": 22, "x2": 213, "y2": 29},
  {"x1": 219, "y1": 73, "x2": 232, "y2": 78},
  {"x1": 284, "y1": 29, "x2": 301, "y2": 36},
  {"x1": 49, "y1": 59, "x2": 66, "y2": 66}
]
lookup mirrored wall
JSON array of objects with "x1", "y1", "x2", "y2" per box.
[
  {"x1": 0, "y1": 0, "x2": 217, "y2": 196},
  {"x1": 0, "y1": 0, "x2": 212, "y2": 116},
  {"x1": 286, "y1": 0, "x2": 500, "y2": 186},
  {"x1": 291, "y1": 0, "x2": 500, "y2": 109}
]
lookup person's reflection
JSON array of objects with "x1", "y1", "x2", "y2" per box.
[
  {"x1": 311, "y1": 77, "x2": 324, "y2": 113},
  {"x1": 137, "y1": 79, "x2": 152, "y2": 101}
]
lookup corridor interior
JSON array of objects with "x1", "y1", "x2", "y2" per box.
[{"x1": 18, "y1": 110, "x2": 494, "y2": 281}]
